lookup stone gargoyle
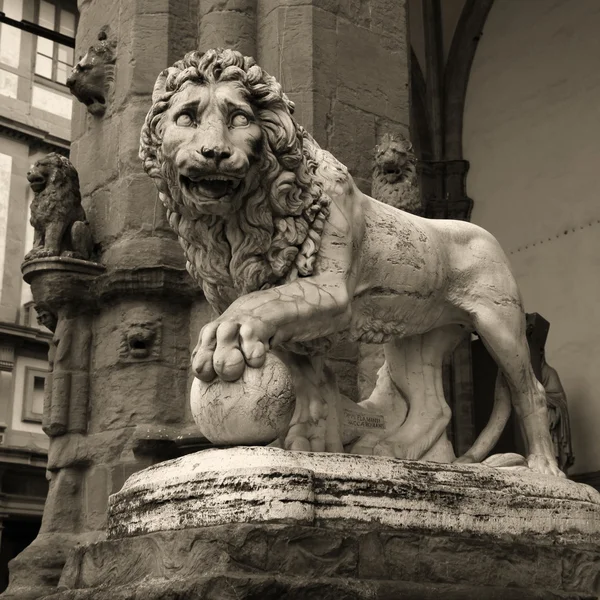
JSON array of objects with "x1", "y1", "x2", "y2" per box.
[
  {"x1": 67, "y1": 31, "x2": 116, "y2": 116},
  {"x1": 139, "y1": 48, "x2": 562, "y2": 478},
  {"x1": 25, "y1": 153, "x2": 93, "y2": 261}
]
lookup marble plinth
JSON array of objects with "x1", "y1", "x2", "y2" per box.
[{"x1": 48, "y1": 448, "x2": 600, "y2": 600}]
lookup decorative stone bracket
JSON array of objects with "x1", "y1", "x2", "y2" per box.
[{"x1": 22, "y1": 257, "x2": 105, "y2": 438}]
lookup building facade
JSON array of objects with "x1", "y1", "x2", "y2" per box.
[{"x1": 0, "y1": 0, "x2": 75, "y2": 590}]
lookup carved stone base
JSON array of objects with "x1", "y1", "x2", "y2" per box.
[{"x1": 48, "y1": 448, "x2": 600, "y2": 599}]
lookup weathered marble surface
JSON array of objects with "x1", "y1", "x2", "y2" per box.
[
  {"x1": 46, "y1": 447, "x2": 600, "y2": 600},
  {"x1": 109, "y1": 447, "x2": 600, "y2": 540}
]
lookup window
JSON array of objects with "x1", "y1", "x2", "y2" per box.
[
  {"x1": 34, "y1": 0, "x2": 76, "y2": 85},
  {"x1": 0, "y1": 0, "x2": 24, "y2": 69},
  {"x1": 22, "y1": 367, "x2": 47, "y2": 423}
]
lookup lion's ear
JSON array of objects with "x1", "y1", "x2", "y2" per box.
[{"x1": 151, "y1": 67, "x2": 178, "y2": 103}]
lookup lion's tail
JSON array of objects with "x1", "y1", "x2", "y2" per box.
[{"x1": 454, "y1": 372, "x2": 512, "y2": 464}]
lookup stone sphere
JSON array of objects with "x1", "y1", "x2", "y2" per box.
[{"x1": 190, "y1": 352, "x2": 296, "y2": 445}]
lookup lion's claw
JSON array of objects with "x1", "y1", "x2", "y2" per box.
[{"x1": 192, "y1": 315, "x2": 271, "y2": 382}]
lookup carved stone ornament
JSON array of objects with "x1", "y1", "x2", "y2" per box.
[
  {"x1": 67, "y1": 29, "x2": 116, "y2": 116},
  {"x1": 24, "y1": 153, "x2": 93, "y2": 262},
  {"x1": 139, "y1": 48, "x2": 563, "y2": 478},
  {"x1": 119, "y1": 308, "x2": 162, "y2": 362},
  {"x1": 372, "y1": 132, "x2": 423, "y2": 215}
]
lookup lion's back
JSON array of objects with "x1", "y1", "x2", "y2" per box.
[
  {"x1": 358, "y1": 198, "x2": 449, "y2": 294},
  {"x1": 417, "y1": 215, "x2": 520, "y2": 307}
]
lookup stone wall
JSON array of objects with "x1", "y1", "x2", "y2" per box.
[{"x1": 256, "y1": 0, "x2": 410, "y2": 192}]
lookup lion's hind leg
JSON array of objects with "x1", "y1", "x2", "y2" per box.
[
  {"x1": 471, "y1": 303, "x2": 563, "y2": 478},
  {"x1": 283, "y1": 354, "x2": 345, "y2": 453},
  {"x1": 352, "y1": 326, "x2": 463, "y2": 462}
]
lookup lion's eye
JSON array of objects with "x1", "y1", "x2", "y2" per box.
[
  {"x1": 230, "y1": 113, "x2": 250, "y2": 127},
  {"x1": 176, "y1": 113, "x2": 194, "y2": 127}
]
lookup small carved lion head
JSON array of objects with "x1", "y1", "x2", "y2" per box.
[
  {"x1": 67, "y1": 31, "x2": 116, "y2": 116},
  {"x1": 372, "y1": 133, "x2": 421, "y2": 214},
  {"x1": 119, "y1": 308, "x2": 162, "y2": 361},
  {"x1": 373, "y1": 133, "x2": 416, "y2": 185}
]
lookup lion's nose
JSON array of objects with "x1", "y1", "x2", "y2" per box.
[{"x1": 200, "y1": 145, "x2": 232, "y2": 164}]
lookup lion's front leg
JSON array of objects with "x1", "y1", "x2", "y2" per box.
[
  {"x1": 42, "y1": 221, "x2": 68, "y2": 257},
  {"x1": 193, "y1": 279, "x2": 351, "y2": 383},
  {"x1": 24, "y1": 228, "x2": 45, "y2": 261}
]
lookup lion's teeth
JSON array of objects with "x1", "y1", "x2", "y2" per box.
[{"x1": 201, "y1": 175, "x2": 234, "y2": 182}]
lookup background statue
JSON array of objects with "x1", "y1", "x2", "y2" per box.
[
  {"x1": 24, "y1": 153, "x2": 93, "y2": 261},
  {"x1": 372, "y1": 132, "x2": 422, "y2": 215},
  {"x1": 542, "y1": 353, "x2": 574, "y2": 472},
  {"x1": 525, "y1": 313, "x2": 574, "y2": 473},
  {"x1": 139, "y1": 48, "x2": 562, "y2": 477}
]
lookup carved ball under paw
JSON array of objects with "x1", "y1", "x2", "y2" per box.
[{"x1": 190, "y1": 352, "x2": 296, "y2": 445}]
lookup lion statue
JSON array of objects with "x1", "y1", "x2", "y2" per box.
[
  {"x1": 67, "y1": 30, "x2": 116, "y2": 116},
  {"x1": 372, "y1": 133, "x2": 422, "y2": 215},
  {"x1": 139, "y1": 48, "x2": 561, "y2": 478},
  {"x1": 25, "y1": 153, "x2": 93, "y2": 262}
]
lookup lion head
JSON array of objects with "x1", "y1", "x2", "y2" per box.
[
  {"x1": 372, "y1": 133, "x2": 421, "y2": 215},
  {"x1": 67, "y1": 32, "x2": 116, "y2": 116},
  {"x1": 119, "y1": 308, "x2": 162, "y2": 361},
  {"x1": 27, "y1": 153, "x2": 82, "y2": 207},
  {"x1": 139, "y1": 48, "x2": 333, "y2": 313}
]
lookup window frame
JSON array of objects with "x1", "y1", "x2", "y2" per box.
[
  {"x1": 21, "y1": 366, "x2": 47, "y2": 424},
  {"x1": 33, "y1": 0, "x2": 77, "y2": 86}
]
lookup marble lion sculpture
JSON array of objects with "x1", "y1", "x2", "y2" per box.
[{"x1": 140, "y1": 48, "x2": 561, "y2": 477}]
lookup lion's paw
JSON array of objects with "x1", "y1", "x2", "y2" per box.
[
  {"x1": 527, "y1": 453, "x2": 565, "y2": 478},
  {"x1": 25, "y1": 248, "x2": 57, "y2": 261},
  {"x1": 61, "y1": 250, "x2": 84, "y2": 259},
  {"x1": 192, "y1": 315, "x2": 273, "y2": 382}
]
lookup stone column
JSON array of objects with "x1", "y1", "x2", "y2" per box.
[
  {"x1": 69, "y1": 0, "x2": 203, "y2": 541},
  {"x1": 199, "y1": 0, "x2": 257, "y2": 57},
  {"x1": 257, "y1": 0, "x2": 410, "y2": 192}
]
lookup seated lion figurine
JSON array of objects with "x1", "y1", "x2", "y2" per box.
[
  {"x1": 25, "y1": 153, "x2": 93, "y2": 262},
  {"x1": 140, "y1": 48, "x2": 562, "y2": 477}
]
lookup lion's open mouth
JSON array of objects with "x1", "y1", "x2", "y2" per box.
[
  {"x1": 82, "y1": 94, "x2": 105, "y2": 107},
  {"x1": 181, "y1": 174, "x2": 241, "y2": 200},
  {"x1": 27, "y1": 175, "x2": 46, "y2": 192}
]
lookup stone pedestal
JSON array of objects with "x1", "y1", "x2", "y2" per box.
[{"x1": 47, "y1": 448, "x2": 600, "y2": 599}]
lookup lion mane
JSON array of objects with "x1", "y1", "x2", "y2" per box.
[
  {"x1": 372, "y1": 133, "x2": 422, "y2": 215},
  {"x1": 29, "y1": 153, "x2": 85, "y2": 228},
  {"x1": 139, "y1": 49, "x2": 339, "y2": 314}
]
